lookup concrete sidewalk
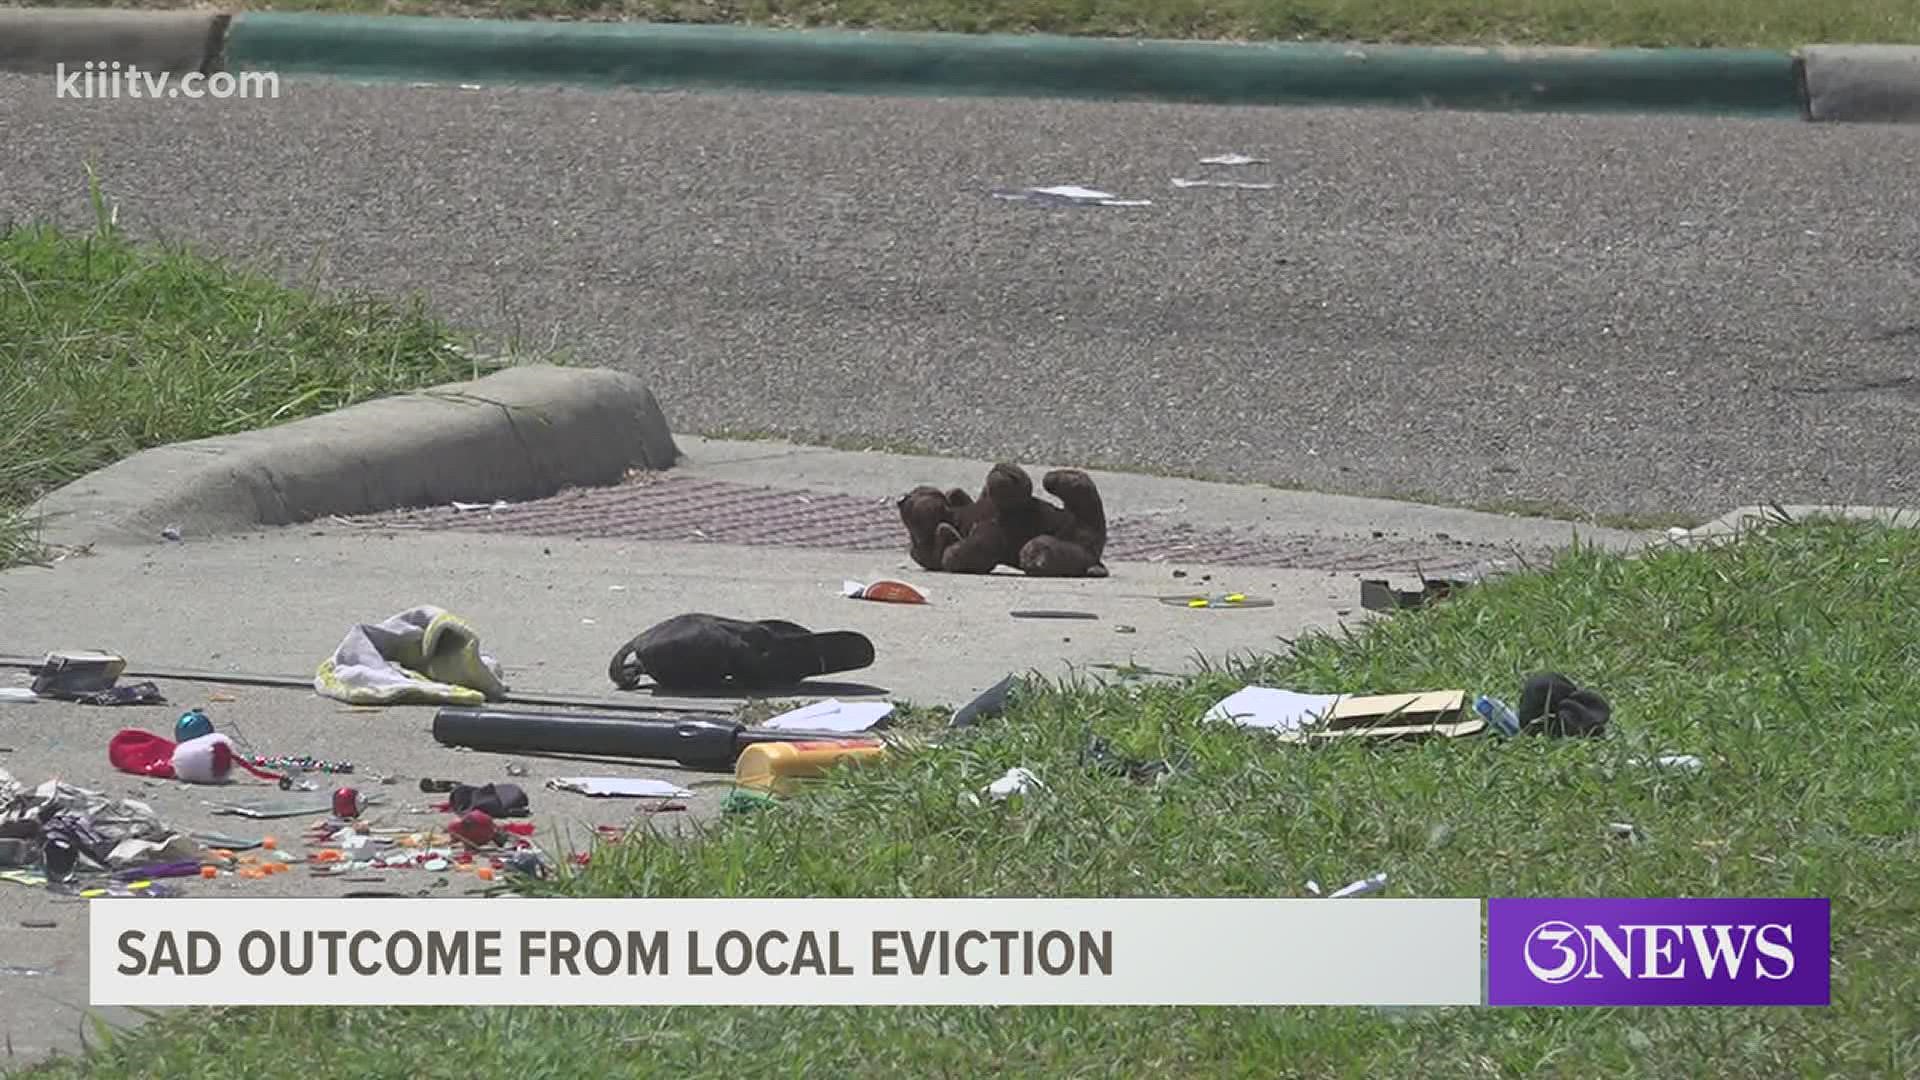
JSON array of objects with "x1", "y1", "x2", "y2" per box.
[{"x1": 0, "y1": 438, "x2": 1639, "y2": 1066}]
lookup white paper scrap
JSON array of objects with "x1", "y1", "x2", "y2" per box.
[
  {"x1": 992, "y1": 186, "x2": 1153, "y2": 208},
  {"x1": 1171, "y1": 178, "x2": 1277, "y2": 190},
  {"x1": 1201, "y1": 686, "x2": 1341, "y2": 733},
  {"x1": 547, "y1": 777, "x2": 695, "y2": 799},
  {"x1": 1200, "y1": 153, "x2": 1268, "y2": 166},
  {"x1": 986, "y1": 767, "x2": 1045, "y2": 801},
  {"x1": 761, "y1": 698, "x2": 895, "y2": 733},
  {"x1": 1032, "y1": 185, "x2": 1114, "y2": 201},
  {"x1": 1329, "y1": 872, "x2": 1389, "y2": 899}
]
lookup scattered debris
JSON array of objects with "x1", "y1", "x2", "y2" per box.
[
  {"x1": 1517, "y1": 673, "x2": 1611, "y2": 738},
  {"x1": 1010, "y1": 610, "x2": 1099, "y2": 620},
  {"x1": 1082, "y1": 736, "x2": 1172, "y2": 784},
  {"x1": 991, "y1": 185, "x2": 1152, "y2": 208},
  {"x1": 546, "y1": 777, "x2": 695, "y2": 799},
  {"x1": 1472, "y1": 695, "x2": 1522, "y2": 737},
  {"x1": 1199, "y1": 153, "x2": 1268, "y2": 166},
  {"x1": 1360, "y1": 577, "x2": 1471, "y2": 612},
  {"x1": 314, "y1": 606, "x2": 509, "y2": 706},
  {"x1": 208, "y1": 792, "x2": 336, "y2": 819},
  {"x1": 1114, "y1": 624, "x2": 1137, "y2": 634},
  {"x1": 1328, "y1": 872, "x2": 1389, "y2": 899},
  {"x1": 950, "y1": 675, "x2": 1017, "y2": 730},
  {"x1": 1170, "y1": 178, "x2": 1276, "y2": 191},
  {"x1": 1632, "y1": 754, "x2": 1704, "y2": 773},
  {"x1": 1202, "y1": 687, "x2": 1339, "y2": 734},
  {"x1": 843, "y1": 579, "x2": 929, "y2": 604},
  {"x1": 161, "y1": 526, "x2": 182, "y2": 542},
  {"x1": 451, "y1": 500, "x2": 511, "y2": 513},
  {"x1": 19, "y1": 919, "x2": 56, "y2": 929},
  {"x1": 1159, "y1": 593, "x2": 1272, "y2": 609},
  {"x1": 1608, "y1": 822, "x2": 1640, "y2": 843},
  {"x1": 0, "y1": 688, "x2": 35, "y2": 703},
  {"x1": 27, "y1": 651, "x2": 166, "y2": 706},
  {"x1": 1204, "y1": 686, "x2": 1482, "y2": 742},
  {"x1": 333, "y1": 787, "x2": 367, "y2": 819},
  {"x1": 985, "y1": 767, "x2": 1045, "y2": 801},
  {"x1": 734, "y1": 740, "x2": 887, "y2": 796},
  {"x1": 109, "y1": 728, "x2": 283, "y2": 784},
  {"x1": 722, "y1": 787, "x2": 779, "y2": 815},
  {"x1": 609, "y1": 613, "x2": 875, "y2": 692},
  {"x1": 761, "y1": 698, "x2": 894, "y2": 734},
  {"x1": 445, "y1": 783, "x2": 530, "y2": 818}
]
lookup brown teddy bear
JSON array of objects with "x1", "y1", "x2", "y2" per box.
[{"x1": 897, "y1": 463, "x2": 1109, "y2": 578}]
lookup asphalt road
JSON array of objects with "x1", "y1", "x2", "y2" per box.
[{"x1": 3, "y1": 74, "x2": 1917, "y2": 519}]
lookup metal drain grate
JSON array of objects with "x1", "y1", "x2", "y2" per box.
[{"x1": 360, "y1": 475, "x2": 1525, "y2": 573}]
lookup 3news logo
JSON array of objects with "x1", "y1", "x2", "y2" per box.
[{"x1": 1486, "y1": 898, "x2": 1831, "y2": 1006}]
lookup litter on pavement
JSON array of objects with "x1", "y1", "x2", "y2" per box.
[
  {"x1": 441, "y1": 783, "x2": 529, "y2": 817},
  {"x1": 991, "y1": 185, "x2": 1152, "y2": 208},
  {"x1": 761, "y1": 698, "x2": 895, "y2": 734},
  {"x1": 1170, "y1": 178, "x2": 1276, "y2": 191},
  {"x1": 843, "y1": 579, "x2": 928, "y2": 604},
  {"x1": 1360, "y1": 576, "x2": 1472, "y2": 612},
  {"x1": 314, "y1": 606, "x2": 509, "y2": 706},
  {"x1": 1198, "y1": 153, "x2": 1268, "y2": 166},
  {"x1": 207, "y1": 792, "x2": 337, "y2": 819},
  {"x1": 108, "y1": 728, "x2": 284, "y2": 784},
  {"x1": 608, "y1": 613, "x2": 875, "y2": 692},
  {"x1": 1159, "y1": 593, "x2": 1272, "y2": 609},
  {"x1": 546, "y1": 777, "x2": 696, "y2": 799},
  {"x1": 20, "y1": 651, "x2": 167, "y2": 706}
]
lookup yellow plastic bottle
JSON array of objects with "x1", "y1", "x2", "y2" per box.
[{"x1": 734, "y1": 740, "x2": 886, "y2": 796}]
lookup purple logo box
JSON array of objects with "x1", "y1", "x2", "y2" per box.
[{"x1": 1487, "y1": 898, "x2": 1830, "y2": 1006}]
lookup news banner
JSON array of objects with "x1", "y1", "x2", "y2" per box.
[{"x1": 89, "y1": 896, "x2": 1830, "y2": 1007}]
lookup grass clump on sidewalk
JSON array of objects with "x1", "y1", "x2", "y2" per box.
[
  {"x1": 44, "y1": 0, "x2": 1920, "y2": 48},
  {"x1": 36, "y1": 518, "x2": 1920, "y2": 1077},
  {"x1": 0, "y1": 210, "x2": 491, "y2": 566}
]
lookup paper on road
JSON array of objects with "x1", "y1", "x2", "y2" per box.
[
  {"x1": 761, "y1": 698, "x2": 895, "y2": 733},
  {"x1": 547, "y1": 777, "x2": 695, "y2": 799}
]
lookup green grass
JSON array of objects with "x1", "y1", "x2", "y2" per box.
[
  {"x1": 0, "y1": 205, "x2": 499, "y2": 566},
  {"x1": 31, "y1": 517, "x2": 1920, "y2": 1076},
  {"x1": 27, "y1": 0, "x2": 1920, "y2": 48}
]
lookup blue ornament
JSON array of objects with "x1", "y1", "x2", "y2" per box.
[{"x1": 174, "y1": 708, "x2": 214, "y2": 743}]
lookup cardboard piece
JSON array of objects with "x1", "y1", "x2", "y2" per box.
[{"x1": 1273, "y1": 690, "x2": 1480, "y2": 744}]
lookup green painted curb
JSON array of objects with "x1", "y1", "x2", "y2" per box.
[{"x1": 226, "y1": 14, "x2": 1801, "y2": 115}]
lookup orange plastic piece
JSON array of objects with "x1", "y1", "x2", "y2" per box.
[
  {"x1": 860, "y1": 580, "x2": 927, "y2": 604},
  {"x1": 237, "y1": 867, "x2": 268, "y2": 879},
  {"x1": 314, "y1": 850, "x2": 344, "y2": 863},
  {"x1": 261, "y1": 836, "x2": 278, "y2": 850},
  {"x1": 199, "y1": 866, "x2": 218, "y2": 879},
  {"x1": 476, "y1": 867, "x2": 495, "y2": 882}
]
